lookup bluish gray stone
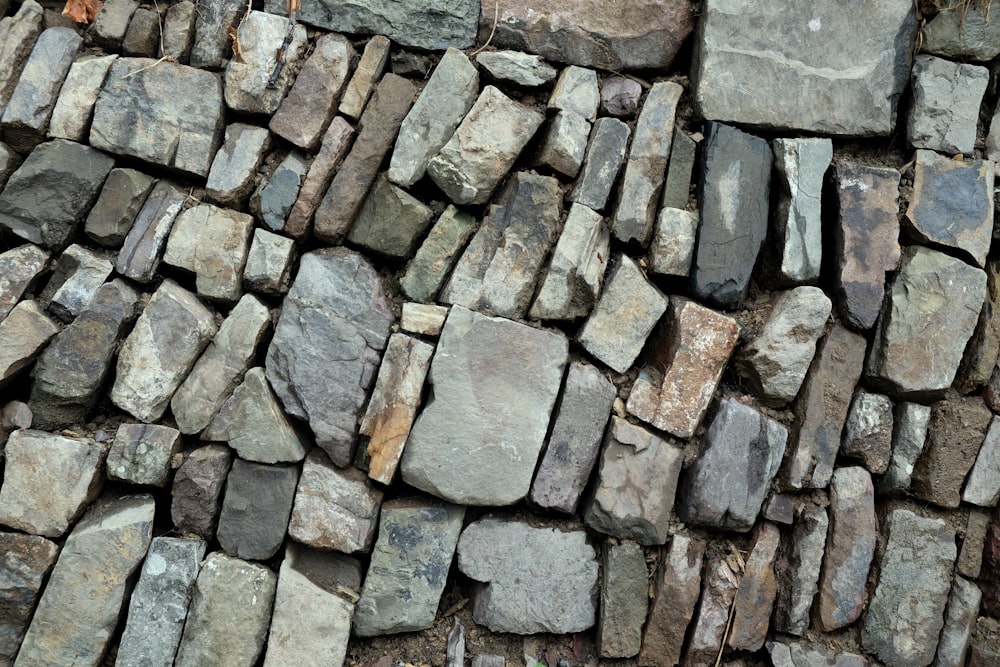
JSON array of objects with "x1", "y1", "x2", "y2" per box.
[
  {"x1": 570, "y1": 117, "x2": 630, "y2": 212},
  {"x1": 217, "y1": 459, "x2": 298, "y2": 561},
  {"x1": 251, "y1": 151, "x2": 307, "y2": 232},
  {"x1": 908, "y1": 55, "x2": 988, "y2": 155}
]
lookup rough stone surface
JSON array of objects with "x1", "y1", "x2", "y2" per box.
[
  {"x1": 912, "y1": 395, "x2": 992, "y2": 509},
  {"x1": 774, "y1": 507, "x2": 828, "y2": 636},
  {"x1": 0, "y1": 532, "x2": 58, "y2": 664},
  {"x1": 862, "y1": 510, "x2": 957, "y2": 667},
  {"x1": 772, "y1": 138, "x2": 833, "y2": 284},
  {"x1": 598, "y1": 542, "x2": 647, "y2": 658},
  {"x1": 348, "y1": 175, "x2": 435, "y2": 259},
  {"x1": 841, "y1": 390, "x2": 894, "y2": 474},
  {"x1": 93, "y1": 0, "x2": 138, "y2": 48},
  {"x1": 243, "y1": 228, "x2": 295, "y2": 295},
  {"x1": 400, "y1": 303, "x2": 449, "y2": 337},
  {"x1": 728, "y1": 522, "x2": 781, "y2": 651},
  {"x1": 661, "y1": 128, "x2": 697, "y2": 209},
  {"x1": 224, "y1": 11, "x2": 307, "y2": 115},
  {"x1": 638, "y1": 534, "x2": 705, "y2": 667},
  {"x1": 121, "y1": 8, "x2": 161, "y2": 57},
  {"x1": 164, "y1": 203, "x2": 253, "y2": 303},
  {"x1": 251, "y1": 151, "x2": 307, "y2": 232},
  {"x1": 923, "y1": 0, "x2": 1000, "y2": 60},
  {"x1": 161, "y1": 0, "x2": 196, "y2": 62},
  {"x1": 0, "y1": 1, "x2": 44, "y2": 120},
  {"x1": 44, "y1": 243, "x2": 113, "y2": 321},
  {"x1": 457, "y1": 516, "x2": 598, "y2": 634},
  {"x1": 601, "y1": 76, "x2": 642, "y2": 118},
  {"x1": 959, "y1": 260, "x2": 1000, "y2": 394},
  {"x1": 84, "y1": 168, "x2": 155, "y2": 248},
  {"x1": 959, "y1": 509, "x2": 990, "y2": 579},
  {"x1": 285, "y1": 116, "x2": 353, "y2": 239},
  {"x1": 627, "y1": 298, "x2": 740, "y2": 438},
  {"x1": 400, "y1": 205, "x2": 477, "y2": 303},
  {"x1": 570, "y1": 117, "x2": 629, "y2": 212},
  {"x1": 204, "y1": 123, "x2": 271, "y2": 208},
  {"x1": 106, "y1": 423, "x2": 180, "y2": 487},
  {"x1": 0, "y1": 301, "x2": 58, "y2": 388},
  {"x1": 475, "y1": 50, "x2": 556, "y2": 87},
  {"x1": 170, "y1": 444, "x2": 232, "y2": 539},
  {"x1": 0, "y1": 245, "x2": 47, "y2": 321},
  {"x1": 401, "y1": 306, "x2": 567, "y2": 506},
  {"x1": 879, "y1": 401, "x2": 932, "y2": 495},
  {"x1": 266, "y1": 249, "x2": 393, "y2": 467},
  {"x1": 217, "y1": 459, "x2": 298, "y2": 561},
  {"x1": 908, "y1": 55, "x2": 988, "y2": 155},
  {"x1": 48, "y1": 55, "x2": 117, "y2": 142},
  {"x1": 535, "y1": 110, "x2": 590, "y2": 178},
  {"x1": 767, "y1": 641, "x2": 868, "y2": 667},
  {"x1": 189, "y1": 0, "x2": 242, "y2": 69},
  {"x1": 115, "y1": 180, "x2": 186, "y2": 283},
  {"x1": 338, "y1": 36, "x2": 390, "y2": 121},
  {"x1": 354, "y1": 499, "x2": 465, "y2": 636},
  {"x1": 677, "y1": 398, "x2": 787, "y2": 532},
  {"x1": 934, "y1": 575, "x2": 981, "y2": 667},
  {"x1": 649, "y1": 208, "x2": 697, "y2": 278},
  {"x1": 684, "y1": 553, "x2": 739, "y2": 667},
  {"x1": 549, "y1": 66, "x2": 599, "y2": 120},
  {"x1": 965, "y1": 416, "x2": 1000, "y2": 507}
]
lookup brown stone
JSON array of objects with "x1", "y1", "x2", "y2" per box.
[
  {"x1": 959, "y1": 509, "x2": 990, "y2": 579},
  {"x1": 338, "y1": 35, "x2": 390, "y2": 120},
  {"x1": 284, "y1": 116, "x2": 353, "y2": 239},
  {"x1": 684, "y1": 553, "x2": 739, "y2": 667},
  {"x1": 170, "y1": 444, "x2": 233, "y2": 539},
  {"x1": 727, "y1": 522, "x2": 780, "y2": 651},
  {"x1": 638, "y1": 534, "x2": 705, "y2": 667},
  {"x1": 0, "y1": 531, "x2": 58, "y2": 664},
  {"x1": 959, "y1": 259, "x2": 1000, "y2": 394}
]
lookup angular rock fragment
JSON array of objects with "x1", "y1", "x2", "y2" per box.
[
  {"x1": 348, "y1": 174, "x2": 435, "y2": 259},
  {"x1": 0, "y1": 301, "x2": 58, "y2": 389},
  {"x1": 728, "y1": 522, "x2": 781, "y2": 651},
  {"x1": 94, "y1": 0, "x2": 138, "y2": 49},
  {"x1": 649, "y1": 208, "x2": 697, "y2": 278},
  {"x1": 170, "y1": 444, "x2": 232, "y2": 538},
  {"x1": 965, "y1": 416, "x2": 1000, "y2": 507},
  {"x1": 48, "y1": 55, "x2": 117, "y2": 142},
  {"x1": 598, "y1": 542, "x2": 647, "y2": 658},
  {"x1": 251, "y1": 151, "x2": 307, "y2": 231},
  {"x1": 189, "y1": 0, "x2": 242, "y2": 68},
  {"x1": 106, "y1": 423, "x2": 180, "y2": 487},
  {"x1": 84, "y1": 168, "x2": 155, "y2": 248},
  {"x1": 121, "y1": 15, "x2": 160, "y2": 56},
  {"x1": 535, "y1": 110, "x2": 590, "y2": 178},
  {"x1": 115, "y1": 180, "x2": 186, "y2": 283},
  {"x1": 0, "y1": 244, "x2": 48, "y2": 321},
  {"x1": 935, "y1": 575, "x2": 981, "y2": 667},
  {"x1": 601, "y1": 76, "x2": 642, "y2": 118},
  {"x1": 475, "y1": 50, "x2": 556, "y2": 87},
  {"x1": 912, "y1": 395, "x2": 992, "y2": 508},
  {"x1": 959, "y1": 260, "x2": 1000, "y2": 394},
  {"x1": 840, "y1": 389, "x2": 894, "y2": 474},
  {"x1": 204, "y1": 123, "x2": 271, "y2": 208},
  {"x1": 224, "y1": 11, "x2": 306, "y2": 114},
  {"x1": 638, "y1": 534, "x2": 705, "y2": 667},
  {"x1": 0, "y1": 0, "x2": 44, "y2": 118},
  {"x1": 772, "y1": 137, "x2": 833, "y2": 284},
  {"x1": 285, "y1": 117, "x2": 353, "y2": 238},
  {"x1": 0, "y1": 532, "x2": 58, "y2": 665},
  {"x1": 43, "y1": 243, "x2": 113, "y2": 321},
  {"x1": 549, "y1": 66, "x2": 599, "y2": 121},
  {"x1": 243, "y1": 228, "x2": 295, "y2": 295},
  {"x1": 879, "y1": 401, "x2": 932, "y2": 495},
  {"x1": 217, "y1": 459, "x2": 298, "y2": 561},
  {"x1": 161, "y1": 0, "x2": 196, "y2": 62},
  {"x1": 684, "y1": 553, "x2": 739, "y2": 667},
  {"x1": 908, "y1": 55, "x2": 988, "y2": 155},
  {"x1": 400, "y1": 302, "x2": 449, "y2": 337},
  {"x1": 774, "y1": 507, "x2": 828, "y2": 636},
  {"x1": 923, "y1": 1, "x2": 1000, "y2": 60},
  {"x1": 570, "y1": 117, "x2": 629, "y2": 212},
  {"x1": 163, "y1": 203, "x2": 253, "y2": 303},
  {"x1": 661, "y1": 128, "x2": 697, "y2": 209},
  {"x1": 400, "y1": 205, "x2": 476, "y2": 303}
]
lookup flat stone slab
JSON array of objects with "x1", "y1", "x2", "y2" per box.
[
  {"x1": 684, "y1": 553, "x2": 739, "y2": 666},
  {"x1": 205, "y1": 123, "x2": 271, "y2": 208},
  {"x1": 0, "y1": 532, "x2": 58, "y2": 664},
  {"x1": 457, "y1": 516, "x2": 598, "y2": 634},
  {"x1": 934, "y1": 575, "x2": 981, "y2": 667},
  {"x1": 400, "y1": 205, "x2": 477, "y2": 303},
  {"x1": 217, "y1": 459, "x2": 298, "y2": 561},
  {"x1": 475, "y1": 50, "x2": 556, "y2": 87},
  {"x1": 163, "y1": 203, "x2": 253, "y2": 303},
  {"x1": 912, "y1": 395, "x2": 992, "y2": 509},
  {"x1": 338, "y1": 36, "x2": 390, "y2": 121},
  {"x1": 639, "y1": 534, "x2": 704, "y2": 667},
  {"x1": 115, "y1": 180, "x2": 186, "y2": 283},
  {"x1": 649, "y1": 207, "x2": 697, "y2": 278},
  {"x1": 223, "y1": 11, "x2": 306, "y2": 114},
  {"x1": 879, "y1": 401, "x2": 931, "y2": 496},
  {"x1": 401, "y1": 306, "x2": 567, "y2": 505},
  {"x1": 48, "y1": 55, "x2": 117, "y2": 142},
  {"x1": 598, "y1": 542, "x2": 648, "y2": 658},
  {"x1": 964, "y1": 416, "x2": 1000, "y2": 507},
  {"x1": 774, "y1": 507, "x2": 828, "y2": 636},
  {"x1": 570, "y1": 117, "x2": 629, "y2": 212},
  {"x1": 347, "y1": 174, "x2": 435, "y2": 259},
  {"x1": 908, "y1": 54, "x2": 988, "y2": 155},
  {"x1": 923, "y1": 1, "x2": 1000, "y2": 60},
  {"x1": 0, "y1": 0, "x2": 44, "y2": 120},
  {"x1": 106, "y1": 423, "x2": 180, "y2": 487},
  {"x1": 728, "y1": 522, "x2": 781, "y2": 651},
  {"x1": 772, "y1": 138, "x2": 833, "y2": 284}
]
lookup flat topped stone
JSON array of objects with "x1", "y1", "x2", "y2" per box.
[
  {"x1": 908, "y1": 55, "x2": 988, "y2": 155},
  {"x1": 475, "y1": 51, "x2": 557, "y2": 87},
  {"x1": 163, "y1": 203, "x2": 253, "y2": 303},
  {"x1": 923, "y1": 0, "x2": 1000, "y2": 60},
  {"x1": 224, "y1": 11, "x2": 307, "y2": 114}
]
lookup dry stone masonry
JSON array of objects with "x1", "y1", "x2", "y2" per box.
[{"x1": 4, "y1": 0, "x2": 1000, "y2": 665}]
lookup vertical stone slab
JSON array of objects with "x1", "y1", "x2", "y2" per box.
[
  {"x1": 170, "y1": 444, "x2": 232, "y2": 539},
  {"x1": 338, "y1": 35, "x2": 391, "y2": 120},
  {"x1": 908, "y1": 55, "x2": 988, "y2": 155},
  {"x1": 638, "y1": 534, "x2": 705, "y2": 667},
  {"x1": 727, "y1": 522, "x2": 781, "y2": 651},
  {"x1": 115, "y1": 180, "x2": 186, "y2": 283},
  {"x1": 217, "y1": 459, "x2": 298, "y2": 561},
  {"x1": 934, "y1": 575, "x2": 981, "y2": 667},
  {"x1": 661, "y1": 127, "x2": 696, "y2": 209},
  {"x1": 570, "y1": 117, "x2": 630, "y2": 212},
  {"x1": 0, "y1": 0, "x2": 44, "y2": 119},
  {"x1": 598, "y1": 542, "x2": 648, "y2": 658},
  {"x1": 48, "y1": 55, "x2": 117, "y2": 142},
  {"x1": 400, "y1": 205, "x2": 477, "y2": 303},
  {"x1": 772, "y1": 137, "x2": 833, "y2": 284},
  {"x1": 879, "y1": 401, "x2": 931, "y2": 495},
  {"x1": 684, "y1": 554, "x2": 739, "y2": 667},
  {"x1": 189, "y1": 0, "x2": 242, "y2": 68},
  {"x1": 774, "y1": 507, "x2": 828, "y2": 636},
  {"x1": 161, "y1": 0, "x2": 196, "y2": 62},
  {"x1": 284, "y1": 117, "x2": 353, "y2": 239},
  {"x1": 649, "y1": 208, "x2": 698, "y2": 278},
  {"x1": 0, "y1": 532, "x2": 58, "y2": 664},
  {"x1": 964, "y1": 416, "x2": 1000, "y2": 507}
]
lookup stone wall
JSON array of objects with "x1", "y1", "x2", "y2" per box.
[{"x1": 0, "y1": 0, "x2": 998, "y2": 665}]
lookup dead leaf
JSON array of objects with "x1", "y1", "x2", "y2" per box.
[
  {"x1": 61, "y1": 0, "x2": 102, "y2": 23},
  {"x1": 229, "y1": 26, "x2": 244, "y2": 63}
]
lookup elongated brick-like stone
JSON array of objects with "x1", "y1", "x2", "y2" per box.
[
  {"x1": 284, "y1": 116, "x2": 353, "y2": 238},
  {"x1": 338, "y1": 35, "x2": 390, "y2": 120},
  {"x1": 774, "y1": 506, "x2": 828, "y2": 636},
  {"x1": 684, "y1": 554, "x2": 739, "y2": 667},
  {"x1": 115, "y1": 180, "x2": 186, "y2": 283},
  {"x1": 0, "y1": 532, "x2": 58, "y2": 664},
  {"x1": 598, "y1": 542, "x2": 648, "y2": 658},
  {"x1": 48, "y1": 55, "x2": 117, "y2": 142},
  {"x1": 400, "y1": 205, "x2": 477, "y2": 303},
  {"x1": 570, "y1": 117, "x2": 630, "y2": 212},
  {"x1": 772, "y1": 138, "x2": 833, "y2": 284},
  {"x1": 727, "y1": 522, "x2": 781, "y2": 651},
  {"x1": 0, "y1": 0, "x2": 44, "y2": 119},
  {"x1": 638, "y1": 534, "x2": 705, "y2": 667}
]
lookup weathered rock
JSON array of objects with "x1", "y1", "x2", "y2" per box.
[
  {"x1": 163, "y1": 203, "x2": 253, "y2": 303},
  {"x1": 440, "y1": 172, "x2": 562, "y2": 319},
  {"x1": 284, "y1": 119, "x2": 354, "y2": 232},
  {"x1": 217, "y1": 459, "x2": 297, "y2": 561},
  {"x1": 0, "y1": 245, "x2": 47, "y2": 321},
  {"x1": 738, "y1": 287, "x2": 831, "y2": 406},
  {"x1": 115, "y1": 180, "x2": 186, "y2": 282},
  {"x1": 204, "y1": 123, "x2": 271, "y2": 208},
  {"x1": 879, "y1": 401, "x2": 932, "y2": 495},
  {"x1": 475, "y1": 50, "x2": 556, "y2": 87},
  {"x1": 584, "y1": 417, "x2": 683, "y2": 545},
  {"x1": 598, "y1": 542, "x2": 647, "y2": 658},
  {"x1": 601, "y1": 76, "x2": 642, "y2": 118},
  {"x1": 908, "y1": 55, "x2": 988, "y2": 155},
  {"x1": 354, "y1": 499, "x2": 465, "y2": 635},
  {"x1": 161, "y1": 0, "x2": 196, "y2": 62},
  {"x1": 224, "y1": 11, "x2": 306, "y2": 114},
  {"x1": 106, "y1": 423, "x2": 180, "y2": 487},
  {"x1": 483, "y1": 0, "x2": 694, "y2": 70},
  {"x1": 14, "y1": 496, "x2": 154, "y2": 667},
  {"x1": 692, "y1": 122, "x2": 772, "y2": 308},
  {"x1": 457, "y1": 516, "x2": 598, "y2": 634},
  {"x1": 171, "y1": 294, "x2": 272, "y2": 435},
  {"x1": 122, "y1": 8, "x2": 161, "y2": 57},
  {"x1": 782, "y1": 324, "x2": 867, "y2": 490},
  {"x1": 611, "y1": 81, "x2": 682, "y2": 246},
  {"x1": 0, "y1": 301, "x2": 58, "y2": 388},
  {"x1": 174, "y1": 552, "x2": 276, "y2": 667},
  {"x1": 0, "y1": 1, "x2": 44, "y2": 119},
  {"x1": 934, "y1": 575, "x2": 981, "y2": 667},
  {"x1": 816, "y1": 466, "x2": 876, "y2": 631},
  {"x1": 912, "y1": 395, "x2": 992, "y2": 508},
  {"x1": 0, "y1": 402, "x2": 29, "y2": 442},
  {"x1": 841, "y1": 390, "x2": 894, "y2": 474},
  {"x1": 0, "y1": 532, "x2": 58, "y2": 664},
  {"x1": 694, "y1": 0, "x2": 917, "y2": 135},
  {"x1": 906, "y1": 150, "x2": 994, "y2": 267},
  {"x1": 627, "y1": 298, "x2": 739, "y2": 438},
  {"x1": 684, "y1": 553, "x2": 739, "y2": 667},
  {"x1": 348, "y1": 174, "x2": 435, "y2": 259},
  {"x1": 728, "y1": 522, "x2": 781, "y2": 651},
  {"x1": 189, "y1": 0, "x2": 242, "y2": 68},
  {"x1": 549, "y1": 65, "x2": 599, "y2": 120},
  {"x1": 400, "y1": 303, "x2": 448, "y2": 337},
  {"x1": 662, "y1": 128, "x2": 697, "y2": 210},
  {"x1": 269, "y1": 33, "x2": 354, "y2": 151},
  {"x1": 569, "y1": 116, "x2": 630, "y2": 212},
  {"x1": 400, "y1": 205, "x2": 477, "y2": 303},
  {"x1": 965, "y1": 416, "x2": 1000, "y2": 507},
  {"x1": 48, "y1": 55, "x2": 117, "y2": 142},
  {"x1": 531, "y1": 361, "x2": 615, "y2": 514},
  {"x1": 959, "y1": 260, "x2": 1000, "y2": 394},
  {"x1": 84, "y1": 168, "x2": 155, "y2": 248},
  {"x1": 28, "y1": 279, "x2": 139, "y2": 427},
  {"x1": 649, "y1": 208, "x2": 698, "y2": 278},
  {"x1": 251, "y1": 151, "x2": 308, "y2": 231},
  {"x1": 243, "y1": 228, "x2": 295, "y2": 295},
  {"x1": 638, "y1": 534, "x2": 705, "y2": 667},
  {"x1": 763, "y1": 494, "x2": 795, "y2": 525},
  {"x1": 867, "y1": 246, "x2": 986, "y2": 398},
  {"x1": 535, "y1": 110, "x2": 590, "y2": 178},
  {"x1": 959, "y1": 509, "x2": 990, "y2": 579},
  {"x1": 90, "y1": 58, "x2": 224, "y2": 177},
  {"x1": 772, "y1": 138, "x2": 833, "y2": 283},
  {"x1": 923, "y1": 0, "x2": 1000, "y2": 60},
  {"x1": 0, "y1": 141, "x2": 17, "y2": 188},
  {"x1": 171, "y1": 444, "x2": 232, "y2": 538},
  {"x1": 288, "y1": 449, "x2": 381, "y2": 553},
  {"x1": 44, "y1": 243, "x2": 113, "y2": 321},
  {"x1": 401, "y1": 306, "x2": 567, "y2": 505},
  {"x1": 391, "y1": 51, "x2": 433, "y2": 77},
  {"x1": 578, "y1": 255, "x2": 667, "y2": 373},
  {"x1": 767, "y1": 640, "x2": 868, "y2": 667},
  {"x1": 677, "y1": 398, "x2": 787, "y2": 532},
  {"x1": 338, "y1": 35, "x2": 390, "y2": 120},
  {"x1": 266, "y1": 249, "x2": 393, "y2": 467},
  {"x1": 0, "y1": 139, "x2": 114, "y2": 248},
  {"x1": 93, "y1": 0, "x2": 138, "y2": 48},
  {"x1": 115, "y1": 537, "x2": 207, "y2": 667},
  {"x1": 862, "y1": 509, "x2": 957, "y2": 666},
  {"x1": 774, "y1": 507, "x2": 828, "y2": 636}
]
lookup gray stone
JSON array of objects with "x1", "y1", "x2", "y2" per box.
[
  {"x1": 90, "y1": 58, "x2": 224, "y2": 177},
  {"x1": 0, "y1": 139, "x2": 114, "y2": 249},
  {"x1": 867, "y1": 246, "x2": 987, "y2": 398},
  {"x1": 288, "y1": 449, "x2": 381, "y2": 553},
  {"x1": 29, "y1": 279, "x2": 139, "y2": 428},
  {"x1": 400, "y1": 205, "x2": 477, "y2": 303},
  {"x1": 205, "y1": 123, "x2": 271, "y2": 207},
  {"x1": 0, "y1": 244, "x2": 47, "y2": 321},
  {"x1": 266, "y1": 248, "x2": 393, "y2": 467},
  {"x1": 0, "y1": 141, "x2": 18, "y2": 188},
  {"x1": 913, "y1": 396, "x2": 992, "y2": 509},
  {"x1": 84, "y1": 168, "x2": 155, "y2": 248},
  {"x1": 399, "y1": 302, "x2": 449, "y2": 337},
  {"x1": 0, "y1": 532, "x2": 58, "y2": 665},
  {"x1": 475, "y1": 50, "x2": 557, "y2": 87},
  {"x1": 189, "y1": 0, "x2": 242, "y2": 68},
  {"x1": 964, "y1": 416, "x2": 1000, "y2": 507},
  {"x1": 161, "y1": 0, "x2": 196, "y2": 62},
  {"x1": 739, "y1": 286, "x2": 831, "y2": 406},
  {"x1": 14, "y1": 496, "x2": 154, "y2": 667},
  {"x1": 0, "y1": 402, "x2": 31, "y2": 440},
  {"x1": 243, "y1": 228, "x2": 295, "y2": 295},
  {"x1": 269, "y1": 33, "x2": 354, "y2": 151},
  {"x1": 251, "y1": 150, "x2": 307, "y2": 231},
  {"x1": 45, "y1": 244, "x2": 114, "y2": 321},
  {"x1": 48, "y1": 55, "x2": 117, "y2": 142},
  {"x1": 93, "y1": 0, "x2": 138, "y2": 48},
  {"x1": 677, "y1": 399, "x2": 787, "y2": 532},
  {"x1": 122, "y1": 7, "x2": 160, "y2": 56},
  {"x1": 584, "y1": 417, "x2": 683, "y2": 545},
  {"x1": 934, "y1": 575, "x2": 981, "y2": 667},
  {"x1": 684, "y1": 553, "x2": 739, "y2": 667},
  {"x1": 661, "y1": 128, "x2": 697, "y2": 210},
  {"x1": 598, "y1": 542, "x2": 647, "y2": 658},
  {"x1": 767, "y1": 640, "x2": 868, "y2": 667},
  {"x1": 728, "y1": 522, "x2": 781, "y2": 651},
  {"x1": 348, "y1": 174, "x2": 435, "y2": 259},
  {"x1": 570, "y1": 116, "x2": 630, "y2": 212},
  {"x1": 692, "y1": 122, "x2": 772, "y2": 309},
  {"x1": 600, "y1": 76, "x2": 642, "y2": 118},
  {"x1": 611, "y1": 81, "x2": 682, "y2": 245},
  {"x1": 338, "y1": 35, "x2": 390, "y2": 121},
  {"x1": 115, "y1": 537, "x2": 207, "y2": 667},
  {"x1": 529, "y1": 203, "x2": 609, "y2": 321},
  {"x1": 0, "y1": 27, "x2": 81, "y2": 151},
  {"x1": 473, "y1": 656, "x2": 505, "y2": 667},
  {"x1": 440, "y1": 172, "x2": 562, "y2": 319},
  {"x1": 457, "y1": 516, "x2": 598, "y2": 634},
  {"x1": 841, "y1": 389, "x2": 894, "y2": 474},
  {"x1": 530, "y1": 360, "x2": 616, "y2": 514},
  {"x1": 174, "y1": 552, "x2": 276, "y2": 667},
  {"x1": 958, "y1": 509, "x2": 989, "y2": 579},
  {"x1": 111, "y1": 279, "x2": 217, "y2": 423},
  {"x1": 0, "y1": 1, "x2": 44, "y2": 120},
  {"x1": 694, "y1": 0, "x2": 917, "y2": 135},
  {"x1": 106, "y1": 423, "x2": 181, "y2": 487},
  {"x1": 354, "y1": 499, "x2": 465, "y2": 636},
  {"x1": 774, "y1": 507, "x2": 828, "y2": 636},
  {"x1": 649, "y1": 207, "x2": 697, "y2": 278},
  {"x1": 549, "y1": 66, "x2": 599, "y2": 120},
  {"x1": 401, "y1": 307, "x2": 566, "y2": 505},
  {"x1": 0, "y1": 430, "x2": 104, "y2": 538},
  {"x1": 578, "y1": 254, "x2": 667, "y2": 373},
  {"x1": 535, "y1": 110, "x2": 590, "y2": 178},
  {"x1": 906, "y1": 149, "x2": 994, "y2": 267},
  {"x1": 217, "y1": 459, "x2": 297, "y2": 561},
  {"x1": 958, "y1": 260, "x2": 1000, "y2": 394},
  {"x1": 115, "y1": 180, "x2": 186, "y2": 282},
  {"x1": 909, "y1": 55, "x2": 988, "y2": 155},
  {"x1": 772, "y1": 138, "x2": 833, "y2": 284},
  {"x1": 863, "y1": 509, "x2": 957, "y2": 667},
  {"x1": 163, "y1": 203, "x2": 254, "y2": 303},
  {"x1": 638, "y1": 534, "x2": 704, "y2": 667},
  {"x1": 391, "y1": 51, "x2": 433, "y2": 77},
  {"x1": 172, "y1": 294, "x2": 272, "y2": 435},
  {"x1": 171, "y1": 444, "x2": 232, "y2": 538},
  {"x1": 285, "y1": 117, "x2": 353, "y2": 238},
  {"x1": 0, "y1": 301, "x2": 58, "y2": 388},
  {"x1": 224, "y1": 11, "x2": 307, "y2": 114},
  {"x1": 923, "y1": 0, "x2": 1000, "y2": 60}
]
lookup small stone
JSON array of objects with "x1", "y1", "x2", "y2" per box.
[
  {"x1": 772, "y1": 137, "x2": 833, "y2": 284},
  {"x1": 0, "y1": 532, "x2": 58, "y2": 664},
  {"x1": 243, "y1": 228, "x2": 295, "y2": 295},
  {"x1": 93, "y1": 0, "x2": 138, "y2": 48},
  {"x1": 548, "y1": 66, "x2": 599, "y2": 120},
  {"x1": 535, "y1": 110, "x2": 590, "y2": 178},
  {"x1": 908, "y1": 55, "x2": 988, "y2": 155},
  {"x1": 44, "y1": 243, "x2": 114, "y2": 321},
  {"x1": 163, "y1": 203, "x2": 254, "y2": 303},
  {"x1": 569, "y1": 116, "x2": 630, "y2": 212},
  {"x1": 205, "y1": 123, "x2": 271, "y2": 208},
  {"x1": 288, "y1": 448, "x2": 383, "y2": 554},
  {"x1": 661, "y1": 128, "x2": 697, "y2": 210},
  {"x1": 0, "y1": 244, "x2": 47, "y2": 321},
  {"x1": 106, "y1": 423, "x2": 180, "y2": 487},
  {"x1": 958, "y1": 509, "x2": 990, "y2": 579},
  {"x1": 879, "y1": 401, "x2": 932, "y2": 495},
  {"x1": 189, "y1": 0, "x2": 242, "y2": 68},
  {"x1": 923, "y1": 1, "x2": 1000, "y2": 60},
  {"x1": 727, "y1": 522, "x2": 781, "y2": 651},
  {"x1": 816, "y1": 466, "x2": 877, "y2": 631},
  {"x1": 0, "y1": 301, "x2": 58, "y2": 388},
  {"x1": 161, "y1": 0, "x2": 196, "y2": 62},
  {"x1": 627, "y1": 298, "x2": 739, "y2": 438},
  {"x1": 285, "y1": 117, "x2": 353, "y2": 238},
  {"x1": 48, "y1": 55, "x2": 117, "y2": 142},
  {"x1": 934, "y1": 576, "x2": 981, "y2": 667},
  {"x1": 390, "y1": 51, "x2": 433, "y2": 77},
  {"x1": 115, "y1": 180, "x2": 186, "y2": 282},
  {"x1": 578, "y1": 254, "x2": 668, "y2": 374},
  {"x1": 638, "y1": 534, "x2": 704, "y2": 667},
  {"x1": 170, "y1": 443, "x2": 232, "y2": 539},
  {"x1": 598, "y1": 542, "x2": 647, "y2": 658},
  {"x1": 601, "y1": 76, "x2": 642, "y2": 117},
  {"x1": 477, "y1": 50, "x2": 558, "y2": 88},
  {"x1": 913, "y1": 395, "x2": 992, "y2": 508},
  {"x1": 400, "y1": 302, "x2": 449, "y2": 336},
  {"x1": 174, "y1": 552, "x2": 276, "y2": 667},
  {"x1": 354, "y1": 498, "x2": 465, "y2": 635},
  {"x1": 84, "y1": 167, "x2": 156, "y2": 248},
  {"x1": 1, "y1": 401, "x2": 31, "y2": 435},
  {"x1": 457, "y1": 516, "x2": 598, "y2": 634},
  {"x1": 841, "y1": 389, "x2": 894, "y2": 474},
  {"x1": 958, "y1": 260, "x2": 1000, "y2": 394},
  {"x1": 767, "y1": 640, "x2": 868, "y2": 667},
  {"x1": 862, "y1": 509, "x2": 957, "y2": 666},
  {"x1": 648, "y1": 207, "x2": 698, "y2": 278},
  {"x1": 0, "y1": 1, "x2": 44, "y2": 119},
  {"x1": 684, "y1": 554, "x2": 739, "y2": 667},
  {"x1": 217, "y1": 459, "x2": 298, "y2": 561},
  {"x1": 251, "y1": 150, "x2": 308, "y2": 231},
  {"x1": 763, "y1": 494, "x2": 795, "y2": 525},
  {"x1": 0, "y1": 141, "x2": 19, "y2": 189},
  {"x1": 224, "y1": 11, "x2": 307, "y2": 114},
  {"x1": 774, "y1": 507, "x2": 828, "y2": 636},
  {"x1": 400, "y1": 205, "x2": 477, "y2": 303},
  {"x1": 122, "y1": 7, "x2": 161, "y2": 56},
  {"x1": 339, "y1": 35, "x2": 390, "y2": 120},
  {"x1": 347, "y1": 174, "x2": 435, "y2": 259}
]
